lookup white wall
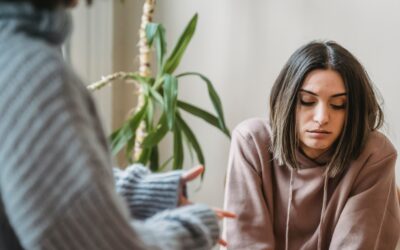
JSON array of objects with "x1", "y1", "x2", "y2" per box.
[
  {"x1": 70, "y1": 0, "x2": 114, "y2": 134},
  {"x1": 154, "y1": 0, "x2": 400, "y2": 208},
  {"x1": 68, "y1": 1, "x2": 399, "y2": 248}
]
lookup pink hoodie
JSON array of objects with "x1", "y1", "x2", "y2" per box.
[{"x1": 223, "y1": 118, "x2": 400, "y2": 250}]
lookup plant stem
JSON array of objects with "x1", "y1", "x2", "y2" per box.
[
  {"x1": 87, "y1": 72, "x2": 129, "y2": 91},
  {"x1": 134, "y1": 0, "x2": 156, "y2": 162}
]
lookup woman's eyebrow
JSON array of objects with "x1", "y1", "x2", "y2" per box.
[
  {"x1": 300, "y1": 89, "x2": 347, "y2": 98},
  {"x1": 300, "y1": 89, "x2": 317, "y2": 96},
  {"x1": 331, "y1": 93, "x2": 347, "y2": 98}
]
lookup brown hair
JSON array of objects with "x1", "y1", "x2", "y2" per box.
[{"x1": 269, "y1": 40, "x2": 383, "y2": 177}]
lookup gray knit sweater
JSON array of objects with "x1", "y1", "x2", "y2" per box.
[{"x1": 0, "y1": 3, "x2": 219, "y2": 250}]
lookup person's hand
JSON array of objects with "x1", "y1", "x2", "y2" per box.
[
  {"x1": 180, "y1": 165, "x2": 237, "y2": 247},
  {"x1": 213, "y1": 207, "x2": 236, "y2": 247},
  {"x1": 179, "y1": 165, "x2": 204, "y2": 206}
]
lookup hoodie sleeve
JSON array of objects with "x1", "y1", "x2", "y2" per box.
[
  {"x1": 223, "y1": 127, "x2": 275, "y2": 250},
  {"x1": 113, "y1": 165, "x2": 184, "y2": 220},
  {"x1": 329, "y1": 151, "x2": 400, "y2": 250}
]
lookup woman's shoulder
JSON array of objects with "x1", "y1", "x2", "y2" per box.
[
  {"x1": 361, "y1": 130, "x2": 397, "y2": 163},
  {"x1": 233, "y1": 117, "x2": 272, "y2": 142}
]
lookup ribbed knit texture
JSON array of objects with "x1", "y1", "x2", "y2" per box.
[
  {"x1": 0, "y1": 3, "x2": 219, "y2": 250},
  {"x1": 113, "y1": 164, "x2": 184, "y2": 220}
]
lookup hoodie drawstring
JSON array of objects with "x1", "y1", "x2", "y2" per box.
[
  {"x1": 317, "y1": 172, "x2": 329, "y2": 250},
  {"x1": 285, "y1": 168, "x2": 294, "y2": 250},
  {"x1": 286, "y1": 168, "x2": 329, "y2": 250}
]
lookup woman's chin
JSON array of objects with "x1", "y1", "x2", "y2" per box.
[{"x1": 301, "y1": 141, "x2": 332, "y2": 158}]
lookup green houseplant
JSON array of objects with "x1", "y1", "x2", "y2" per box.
[{"x1": 88, "y1": 1, "x2": 230, "y2": 172}]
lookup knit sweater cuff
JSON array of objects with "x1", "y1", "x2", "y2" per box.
[
  {"x1": 180, "y1": 204, "x2": 220, "y2": 244},
  {"x1": 113, "y1": 164, "x2": 184, "y2": 220},
  {"x1": 142, "y1": 204, "x2": 220, "y2": 249}
]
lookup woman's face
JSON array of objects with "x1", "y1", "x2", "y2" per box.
[{"x1": 296, "y1": 69, "x2": 347, "y2": 159}]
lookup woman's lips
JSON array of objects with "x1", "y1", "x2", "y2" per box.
[{"x1": 306, "y1": 130, "x2": 331, "y2": 138}]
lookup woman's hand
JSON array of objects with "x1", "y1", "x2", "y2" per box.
[{"x1": 180, "y1": 165, "x2": 237, "y2": 247}]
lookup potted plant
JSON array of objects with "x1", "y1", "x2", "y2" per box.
[{"x1": 88, "y1": 0, "x2": 230, "y2": 172}]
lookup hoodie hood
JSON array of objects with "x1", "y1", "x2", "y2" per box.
[{"x1": 296, "y1": 147, "x2": 333, "y2": 169}]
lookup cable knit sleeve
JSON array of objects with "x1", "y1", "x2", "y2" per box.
[
  {"x1": 133, "y1": 204, "x2": 220, "y2": 250},
  {"x1": 0, "y1": 50, "x2": 219, "y2": 250},
  {"x1": 113, "y1": 164, "x2": 184, "y2": 220}
]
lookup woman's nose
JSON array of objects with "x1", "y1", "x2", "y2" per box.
[{"x1": 313, "y1": 103, "x2": 329, "y2": 126}]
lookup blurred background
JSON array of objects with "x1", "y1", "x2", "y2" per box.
[{"x1": 68, "y1": 0, "x2": 400, "y2": 225}]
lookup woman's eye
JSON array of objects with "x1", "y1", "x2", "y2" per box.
[
  {"x1": 300, "y1": 100, "x2": 315, "y2": 106},
  {"x1": 331, "y1": 104, "x2": 346, "y2": 110}
]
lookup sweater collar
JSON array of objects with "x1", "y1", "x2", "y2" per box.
[
  {"x1": 295, "y1": 147, "x2": 333, "y2": 169},
  {"x1": 0, "y1": 3, "x2": 71, "y2": 46}
]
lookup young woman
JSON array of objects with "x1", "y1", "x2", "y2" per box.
[
  {"x1": 0, "y1": 0, "x2": 234, "y2": 249},
  {"x1": 223, "y1": 41, "x2": 400, "y2": 249}
]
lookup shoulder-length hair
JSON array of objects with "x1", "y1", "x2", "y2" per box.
[{"x1": 269, "y1": 40, "x2": 383, "y2": 177}]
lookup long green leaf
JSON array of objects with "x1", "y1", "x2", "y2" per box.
[
  {"x1": 110, "y1": 124, "x2": 133, "y2": 156},
  {"x1": 138, "y1": 147, "x2": 152, "y2": 165},
  {"x1": 173, "y1": 123, "x2": 184, "y2": 170},
  {"x1": 149, "y1": 86, "x2": 164, "y2": 105},
  {"x1": 110, "y1": 98, "x2": 148, "y2": 155},
  {"x1": 163, "y1": 14, "x2": 198, "y2": 74},
  {"x1": 152, "y1": 75, "x2": 165, "y2": 90},
  {"x1": 178, "y1": 100, "x2": 230, "y2": 137},
  {"x1": 177, "y1": 114, "x2": 205, "y2": 165},
  {"x1": 146, "y1": 98, "x2": 154, "y2": 129},
  {"x1": 127, "y1": 73, "x2": 153, "y2": 87},
  {"x1": 127, "y1": 99, "x2": 148, "y2": 131},
  {"x1": 141, "y1": 114, "x2": 168, "y2": 148},
  {"x1": 125, "y1": 136, "x2": 136, "y2": 164},
  {"x1": 177, "y1": 72, "x2": 230, "y2": 137},
  {"x1": 146, "y1": 23, "x2": 167, "y2": 74},
  {"x1": 163, "y1": 74, "x2": 178, "y2": 130},
  {"x1": 145, "y1": 22, "x2": 158, "y2": 45},
  {"x1": 159, "y1": 156, "x2": 174, "y2": 171},
  {"x1": 110, "y1": 125, "x2": 131, "y2": 156},
  {"x1": 110, "y1": 126, "x2": 123, "y2": 144},
  {"x1": 149, "y1": 146, "x2": 159, "y2": 172}
]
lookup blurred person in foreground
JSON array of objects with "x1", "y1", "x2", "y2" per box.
[{"x1": 0, "y1": 0, "x2": 234, "y2": 249}]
